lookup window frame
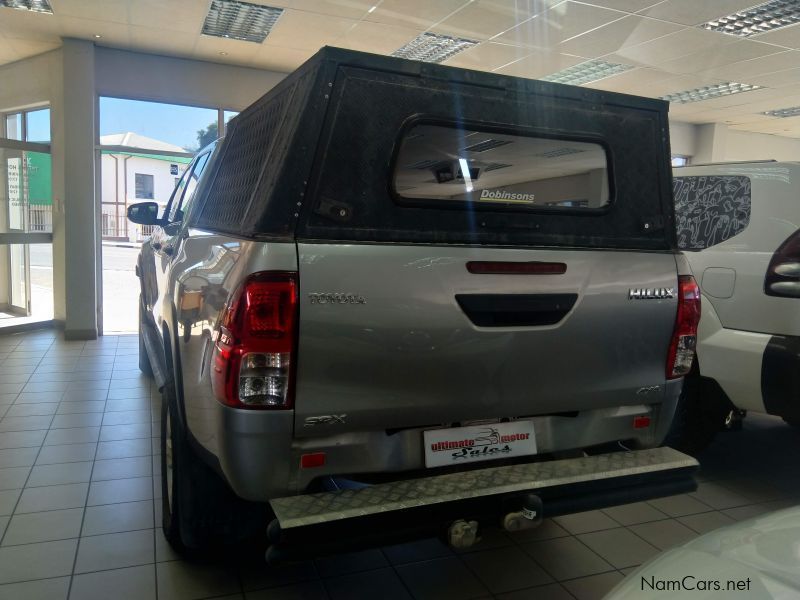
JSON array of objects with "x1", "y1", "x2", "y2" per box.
[
  {"x1": 134, "y1": 173, "x2": 155, "y2": 200},
  {"x1": 167, "y1": 150, "x2": 211, "y2": 223},
  {"x1": 388, "y1": 117, "x2": 617, "y2": 217}
]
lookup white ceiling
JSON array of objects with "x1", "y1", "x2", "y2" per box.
[{"x1": 3, "y1": 0, "x2": 800, "y2": 137}]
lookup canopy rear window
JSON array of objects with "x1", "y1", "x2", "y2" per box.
[{"x1": 392, "y1": 124, "x2": 610, "y2": 211}]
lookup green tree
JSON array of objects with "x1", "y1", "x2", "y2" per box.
[{"x1": 195, "y1": 121, "x2": 218, "y2": 150}]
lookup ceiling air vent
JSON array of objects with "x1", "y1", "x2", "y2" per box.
[
  {"x1": 202, "y1": 0, "x2": 284, "y2": 43},
  {"x1": 392, "y1": 33, "x2": 478, "y2": 64},
  {"x1": 542, "y1": 60, "x2": 634, "y2": 86},
  {"x1": 661, "y1": 81, "x2": 762, "y2": 104},
  {"x1": 0, "y1": 0, "x2": 52, "y2": 13},
  {"x1": 484, "y1": 163, "x2": 512, "y2": 172},
  {"x1": 700, "y1": 0, "x2": 800, "y2": 37},
  {"x1": 462, "y1": 139, "x2": 513, "y2": 153},
  {"x1": 406, "y1": 159, "x2": 443, "y2": 170},
  {"x1": 537, "y1": 148, "x2": 586, "y2": 159}
]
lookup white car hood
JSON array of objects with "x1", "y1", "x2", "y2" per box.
[{"x1": 606, "y1": 507, "x2": 800, "y2": 599}]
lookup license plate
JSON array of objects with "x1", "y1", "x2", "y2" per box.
[{"x1": 423, "y1": 421, "x2": 537, "y2": 468}]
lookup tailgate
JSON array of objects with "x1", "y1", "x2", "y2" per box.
[{"x1": 294, "y1": 243, "x2": 678, "y2": 435}]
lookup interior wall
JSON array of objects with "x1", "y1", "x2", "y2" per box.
[
  {"x1": 95, "y1": 47, "x2": 285, "y2": 111},
  {"x1": 0, "y1": 50, "x2": 59, "y2": 113},
  {"x1": 670, "y1": 120, "x2": 800, "y2": 163},
  {"x1": 669, "y1": 121, "x2": 696, "y2": 158},
  {"x1": 724, "y1": 129, "x2": 800, "y2": 162}
]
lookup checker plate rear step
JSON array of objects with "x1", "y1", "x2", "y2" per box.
[{"x1": 266, "y1": 447, "x2": 698, "y2": 561}]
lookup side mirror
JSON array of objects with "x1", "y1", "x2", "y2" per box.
[{"x1": 127, "y1": 202, "x2": 161, "y2": 225}]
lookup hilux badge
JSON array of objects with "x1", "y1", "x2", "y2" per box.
[{"x1": 629, "y1": 288, "x2": 675, "y2": 300}]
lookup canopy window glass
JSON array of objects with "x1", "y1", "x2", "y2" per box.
[{"x1": 393, "y1": 124, "x2": 610, "y2": 210}]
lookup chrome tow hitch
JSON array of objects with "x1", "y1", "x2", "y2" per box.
[
  {"x1": 502, "y1": 494, "x2": 544, "y2": 532},
  {"x1": 447, "y1": 519, "x2": 480, "y2": 549}
]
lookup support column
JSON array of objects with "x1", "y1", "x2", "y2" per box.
[
  {"x1": 51, "y1": 39, "x2": 97, "y2": 340},
  {"x1": 694, "y1": 123, "x2": 728, "y2": 164}
]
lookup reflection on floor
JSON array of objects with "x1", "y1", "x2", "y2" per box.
[{"x1": 0, "y1": 328, "x2": 797, "y2": 600}]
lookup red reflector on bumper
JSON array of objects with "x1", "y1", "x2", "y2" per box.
[
  {"x1": 300, "y1": 452, "x2": 326, "y2": 469},
  {"x1": 633, "y1": 416, "x2": 651, "y2": 429}
]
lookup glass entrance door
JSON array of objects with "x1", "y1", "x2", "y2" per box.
[
  {"x1": 8, "y1": 244, "x2": 29, "y2": 314},
  {"x1": 0, "y1": 107, "x2": 53, "y2": 328},
  {"x1": 5, "y1": 152, "x2": 31, "y2": 315}
]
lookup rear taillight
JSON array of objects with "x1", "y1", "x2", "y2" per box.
[
  {"x1": 666, "y1": 275, "x2": 700, "y2": 379},
  {"x1": 211, "y1": 272, "x2": 298, "y2": 409},
  {"x1": 765, "y1": 229, "x2": 800, "y2": 298}
]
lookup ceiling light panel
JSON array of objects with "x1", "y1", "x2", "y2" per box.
[
  {"x1": 661, "y1": 81, "x2": 762, "y2": 104},
  {"x1": 541, "y1": 60, "x2": 634, "y2": 86},
  {"x1": 763, "y1": 105, "x2": 800, "y2": 117},
  {"x1": 700, "y1": 0, "x2": 800, "y2": 37},
  {"x1": 0, "y1": 0, "x2": 52, "y2": 13},
  {"x1": 392, "y1": 33, "x2": 478, "y2": 64},
  {"x1": 202, "y1": 0, "x2": 284, "y2": 43}
]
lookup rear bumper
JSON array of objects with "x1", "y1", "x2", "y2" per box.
[
  {"x1": 266, "y1": 446, "x2": 697, "y2": 561},
  {"x1": 212, "y1": 386, "x2": 682, "y2": 501},
  {"x1": 696, "y1": 299, "x2": 769, "y2": 412},
  {"x1": 762, "y1": 335, "x2": 800, "y2": 420}
]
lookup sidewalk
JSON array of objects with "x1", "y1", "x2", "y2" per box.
[{"x1": 102, "y1": 240, "x2": 141, "y2": 249}]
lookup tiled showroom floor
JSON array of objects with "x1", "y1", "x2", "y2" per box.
[{"x1": 0, "y1": 330, "x2": 798, "y2": 600}]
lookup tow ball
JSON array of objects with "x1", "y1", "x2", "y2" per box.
[
  {"x1": 502, "y1": 494, "x2": 544, "y2": 532},
  {"x1": 447, "y1": 519, "x2": 480, "y2": 549},
  {"x1": 447, "y1": 494, "x2": 544, "y2": 549}
]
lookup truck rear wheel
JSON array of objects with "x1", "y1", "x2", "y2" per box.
[{"x1": 160, "y1": 380, "x2": 268, "y2": 554}]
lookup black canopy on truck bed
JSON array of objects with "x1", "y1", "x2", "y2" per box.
[{"x1": 192, "y1": 46, "x2": 675, "y2": 251}]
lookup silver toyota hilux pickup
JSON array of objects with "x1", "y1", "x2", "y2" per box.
[{"x1": 129, "y1": 47, "x2": 700, "y2": 559}]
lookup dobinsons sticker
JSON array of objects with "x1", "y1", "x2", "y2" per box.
[
  {"x1": 423, "y1": 421, "x2": 537, "y2": 468},
  {"x1": 480, "y1": 189, "x2": 536, "y2": 203}
]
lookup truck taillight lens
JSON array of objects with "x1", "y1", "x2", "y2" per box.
[
  {"x1": 212, "y1": 272, "x2": 298, "y2": 409},
  {"x1": 666, "y1": 275, "x2": 700, "y2": 380},
  {"x1": 765, "y1": 229, "x2": 800, "y2": 298}
]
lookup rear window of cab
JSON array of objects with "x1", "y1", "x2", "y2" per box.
[{"x1": 392, "y1": 123, "x2": 611, "y2": 212}]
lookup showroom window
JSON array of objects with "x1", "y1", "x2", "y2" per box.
[
  {"x1": 673, "y1": 175, "x2": 751, "y2": 250},
  {"x1": 135, "y1": 173, "x2": 155, "y2": 199},
  {"x1": 0, "y1": 105, "x2": 54, "y2": 326},
  {"x1": 392, "y1": 123, "x2": 610, "y2": 210},
  {"x1": 671, "y1": 156, "x2": 690, "y2": 167},
  {"x1": 3, "y1": 108, "x2": 50, "y2": 143}
]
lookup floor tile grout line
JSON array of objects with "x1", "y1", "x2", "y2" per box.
[
  {"x1": 0, "y1": 525, "x2": 158, "y2": 549},
  {"x1": 65, "y1": 346, "x2": 111, "y2": 600},
  {"x1": 150, "y1": 383, "x2": 161, "y2": 600},
  {"x1": 0, "y1": 342, "x2": 59, "y2": 547},
  {"x1": 0, "y1": 561, "x2": 161, "y2": 588},
  {"x1": 379, "y1": 546, "x2": 417, "y2": 600},
  {"x1": 520, "y1": 528, "x2": 618, "y2": 584}
]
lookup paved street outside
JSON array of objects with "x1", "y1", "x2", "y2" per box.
[{"x1": 29, "y1": 243, "x2": 140, "y2": 333}]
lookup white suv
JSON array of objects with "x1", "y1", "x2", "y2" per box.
[{"x1": 669, "y1": 161, "x2": 800, "y2": 452}]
